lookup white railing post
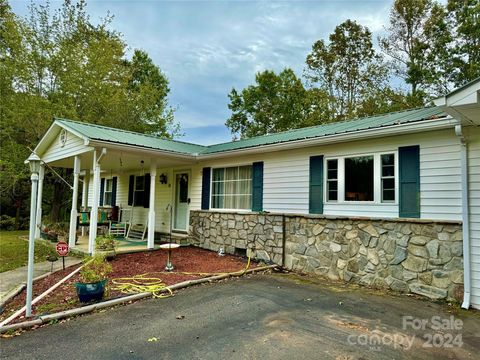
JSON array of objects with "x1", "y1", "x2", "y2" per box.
[
  {"x1": 88, "y1": 151, "x2": 101, "y2": 255},
  {"x1": 147, "y1": 164, "x2": 157, "y2": 250},
  {"x1": 69, "y1": 156, "x2": 81, "y2": 248},
  {"x1": 34, "y1": 164, "x2": 44, "y2": 239},
  {"x1": 81, "y1": 171, "x2": 90, "y2": 237},
  {"x1": 26, "y1": 166, "x2": 39, "y2": 317}
]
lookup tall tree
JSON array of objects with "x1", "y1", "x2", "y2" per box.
[
  {"x1": 0, "y1": 0, "x2": 177, "y2": 225},
  {"x1": 378, "y1": 0, "x2": 463, "y2": 99},
  {"x1": 225, "y1": 69, "x2": 331, "y2": 139},
  {"x1": 446, "y1": 0, "x2": 480, "y2": 87},
  {"x1": 305, "y1": 19, "x2": 389, "y2": 120}
]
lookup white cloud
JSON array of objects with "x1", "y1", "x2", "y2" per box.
[{"x1": 10, "y1": 0, "x2": 394, "y2": 144}]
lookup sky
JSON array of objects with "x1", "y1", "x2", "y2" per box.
[{"x1": 10, "y1": 0, "x2": 394, "y2": 145}]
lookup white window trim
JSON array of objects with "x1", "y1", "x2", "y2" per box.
[
  {"x1": 132, "y1": 175, "x2": 146, "y2": 207},
  {"x1": 210, "y1": 164, "x2": 253, "y2": 211},
  {"x1": 324, "y1": 151, "x2": 398, "y2": 205},
  {"x1": 103, "y1": 178, "x2": 113, "y2": 207}
]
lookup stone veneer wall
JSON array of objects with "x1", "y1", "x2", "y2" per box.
[{"x1": 189, "y1": 210, "x2": 464, "y2": 302}]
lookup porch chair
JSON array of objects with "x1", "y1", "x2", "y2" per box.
[{"x1": 109, "y1": 207, "x2": 132, "y2": 238}]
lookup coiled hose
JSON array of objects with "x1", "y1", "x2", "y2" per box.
[{"x1": 111, "y1": 255, "x2": 251, "y2": 298}]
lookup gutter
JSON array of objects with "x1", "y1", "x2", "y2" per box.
[
  {"x1": 198, "y1": 117, "x2": 457, "y2": 159},
  {"x1": 455, "y1": 124, "x2": 471, "y2": 309},
  {"x1": 88, "y1": 140, "x2": 198, "y2": 162}
]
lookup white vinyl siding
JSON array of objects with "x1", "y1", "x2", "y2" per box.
[
  {"x1": 191, "y1": 128, "x2": 462, "y2": 221},
  {"x1": 467, "y1": 126, "x2": 480, "y2": 310},
  {"x1": 85, "y1": 128, "x2": 463, "y2": 227},
  {"x1": 88, "y1": 169, "x2": 174, "y2": 234},
  {"x1": 41, "y1": 130, "x2": 91, "y2": 163}
]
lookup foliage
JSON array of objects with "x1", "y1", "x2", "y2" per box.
[
  {"x1": 379, "y1": 0, "x2": 479, "y2": 99},
  {"x1": 305, "y1": 19, "x2": 391, "y2": 121},
  {"x1": 79, "y1": 254, "x2": 112, "y2": 283},
  {"x1": 445, "y1": 0, "x2": 480, "y2": 87},
  {"x1": 227, "y1": 2, "x2": 479, "y2": 138},
  {"x1": 95, "y1": 234, "x2": 116, "y2": 251},
  {"x1": 0, "y1": 0, "x2": 179, "y2": 227},
  {"x1": 225, "y1": 69, "x2": 331, "y2": 138},
  {"x1": 0, "y1": 230, "x2": 54, "y2": 272},
  {"x1": 0, "y1": 215, "x2": 16, "y2": 231}
]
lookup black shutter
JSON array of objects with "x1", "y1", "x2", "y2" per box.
[
  {"x1": 252, "y1": 162, "x2": 264, "y2": 212},
  {"x1": 99, "y1": 178, "x2": 105, "y2": 206},
  {"x1": 128, "y1": 175, "x2": 134, "y2": 206},
  {"x1": 201, "y1": 167, "x2": 211, "y2": 210},
  {"x1": 399, "y1": 145, "x2": 420, "y2": 218},
  {"x1": 112, "y1": 177, "x2": 117, "y2": 206},
  {"x1": 143, "y1": 173, "x2": 151, "y2": 208},
  {"x1": 309, "y1": 155, "x2": 324, "y2": 214}
]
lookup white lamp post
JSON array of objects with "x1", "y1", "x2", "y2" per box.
[{"x1": 25, "y1": 154, "x2": 41, "y2": 317}]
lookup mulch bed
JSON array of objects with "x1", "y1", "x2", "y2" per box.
[{"x1": 0, "y1": 246, "x2": 257, "y2": 325}]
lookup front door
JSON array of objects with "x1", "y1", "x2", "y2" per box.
[{"x1": 173, "y1": 172, "x2": 189, "y2": 231}]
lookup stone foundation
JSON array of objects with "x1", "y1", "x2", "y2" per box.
[{"x1": 189, "y1": 211, "x2": 463, "y2": 302}]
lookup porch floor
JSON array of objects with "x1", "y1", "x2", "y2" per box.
[{"x1": 74, "y1": 235, "x2": 161, "y2": 255}]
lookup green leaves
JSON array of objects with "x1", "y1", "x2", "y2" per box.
[
  {"x1": 225, "y1": 69, "x2": 331, "y2": 139},
  {"x1": 305, "y1": 20, "x2": 389, "y2": 121},
  {"x1": 379, "y1": 0, "x2": 479, "y2": 99},
  {"x1": 0, "y1": 0, "x2": 177, "y2": 226}
]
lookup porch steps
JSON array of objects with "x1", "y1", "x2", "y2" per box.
[{"x1": 158, "y1": 232, "x2": 190, "y2": 246}]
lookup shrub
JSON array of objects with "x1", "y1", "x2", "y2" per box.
[
  {"x1": 79, "y1": 255, "x2": 113, "y2": 283},
  {"x1": 95, "y1": 234, "x2": 116, "y2": 251},
  {"x1": 0, "y1": 215, "x2": 16, "y2": 230}
]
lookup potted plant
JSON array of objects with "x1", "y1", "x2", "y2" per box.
[{"x1": 75, "y1": 255, "x2": 112, "y2": 303}]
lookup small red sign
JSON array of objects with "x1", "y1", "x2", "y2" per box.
[{"x1": 56, "y1": 241, "x2": 69, "y2": 257}]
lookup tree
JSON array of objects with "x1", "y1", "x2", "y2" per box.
[
  {"x1": 446, "y1": 0, "x2": 480, "y2": 87},
  {"x1": 225, "y1": 68, "x2": 331, "y2": 139},
  {"x1": 305, "y1": 19, "x2": 389, "y2": 120},
  {"x1": 0, "y1": 0, "x2": 177, "y2": 225}
]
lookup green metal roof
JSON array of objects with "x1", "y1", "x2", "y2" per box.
[
  {"x1": 55, "y1": 106, "x2": 447, "y2": 157},
  {"x1": 202, "y1": 106, "x2": 447, "y2": 154},
  {"x1": 55, "y1": 118, "x2": 207, "y2": 155}
]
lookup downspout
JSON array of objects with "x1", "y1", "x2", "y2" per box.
[
  {"x1": 282, "y1": 214, "x2": 286, "y2": 268},
  {"x1": 455, "y1": 125, "x2": 471, "y2": 309}
]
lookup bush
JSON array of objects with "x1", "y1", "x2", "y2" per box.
[
  {"x1": 0, "y1": 215, "x2": 16, "y2": 230},
  {"x1": 79, "y1": 255, "x2": 113, "y2": 283},
  {"x1": 95, "y1": 234, "x2": 116, "y2": 251}
]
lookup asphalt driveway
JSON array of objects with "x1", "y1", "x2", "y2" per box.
[{"x1": 1, "y1": 273, "x2": 479, "y2": 360}]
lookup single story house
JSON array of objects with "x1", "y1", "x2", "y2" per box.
[{"x1": 27, "y1": 79, "x2": 479, "y2": 309}]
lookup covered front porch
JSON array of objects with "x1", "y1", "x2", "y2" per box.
[{"x1": 30, "y1": 119, "x2": 200, "y2": 254}]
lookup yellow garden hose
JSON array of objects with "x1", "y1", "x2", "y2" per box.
[{"x1": 111, "y1": 255, "x2": 251, "y2": 298}]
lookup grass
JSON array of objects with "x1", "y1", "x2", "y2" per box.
[{"x1": 0, "y1": 230, "x2": 55, "y2": 273}]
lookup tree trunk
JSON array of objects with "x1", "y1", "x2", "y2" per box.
[
  {"x1": 50, "y1": 181, "x2": 66, "y2": 222},
  {"x1": 14, "y1": 199, "x2": 21, "y2": 230},
  {"x1": 50, "y1": 169, "x2": 72, "y2": 223}
]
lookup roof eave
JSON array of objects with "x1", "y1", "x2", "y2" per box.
[
  {"x1": 88, "y1": 139, "x2": 198, "y2": 161},
  {"x1": 198, "y1": 116, "x2": 457, "y2": 159}
]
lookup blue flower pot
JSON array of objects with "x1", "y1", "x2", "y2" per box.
[{"x1": 75, "y1": 280, "x2": 107, "y2": 303}]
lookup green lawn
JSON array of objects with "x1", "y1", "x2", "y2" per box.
[{"x1": 0, "y1": 231, "x2": 54, "y2": 273}]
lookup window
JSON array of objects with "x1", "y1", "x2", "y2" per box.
[
  {"x1": 104, "y1": 179, "x2": 113, "y2": 206},
  {"x1": 325, "y1": 152, "x2": 396, "y2": 203},
  {"x1": 327, "y1": 159, "x2": 338, "y2": 201},
  {"x1": 134, "y1": 176, "x2": 145, "y2": 206},
  {"x1": 381, "y1": 154, "x2": 395, "y2": 202},
  {"x1": 345, "y1": 156, "x2": 374, "y2": 201},
  {"x1": 211, "y1": 165, "x2": 252, "y2": 209}
]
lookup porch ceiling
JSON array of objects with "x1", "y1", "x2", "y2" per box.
[{"x1": 47, "y1": 148, "x2": 195, "y2": 171}]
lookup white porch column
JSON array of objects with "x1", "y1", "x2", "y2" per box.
[
  {"x1": 69, "y1": 156, "x2": 81, "y2": 248},
  {"x1": 81, "y1": 171, "x2": 90, "y2": 237},
  {"x1": 147, "y1": 164, "x2": 157, "y2": 250},
  {"x1": 88, "y1": 151, "x2": 101, "y2": 254},
  {"x1": 34, "y1": 164, "x2": 45, "y2": 239}
]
